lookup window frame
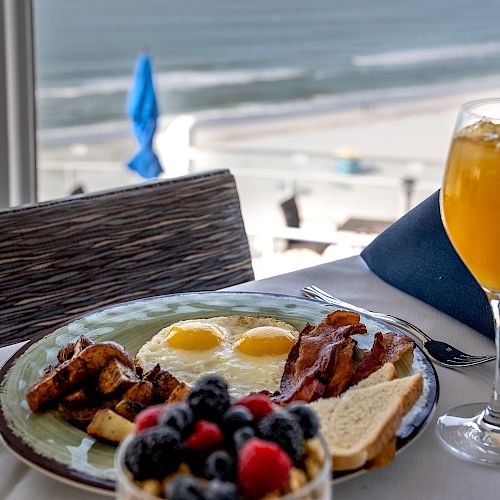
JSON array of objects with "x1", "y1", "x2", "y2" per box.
[{"x1": 0, "y1": 0, "x2": 37, "y2": 208}]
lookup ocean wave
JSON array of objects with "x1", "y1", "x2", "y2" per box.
[
  {"x1": 352, "y1": 41, "x2": 500, "y2": 67},
  {"x1": 38, "y1": 73, "x2": 500, "y2": 143},
  {"x1": 36, "y1": 67, "x2": 306, "y2": 100}
]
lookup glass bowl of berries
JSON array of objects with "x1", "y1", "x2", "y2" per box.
[{"x1": 115, "y1": 375, "x2": 332, "y2": 500}]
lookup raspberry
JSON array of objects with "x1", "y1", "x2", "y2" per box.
[
  {"x1": 124, "y1": 427, "x2": 182, "y2": 480},
  {"x1": 257, "y1": 410, "x2": 304, "y2": 462},
  {"x1": 237, "y1": 438, "x2": 292, "y2": 499},
  {"x1": 187, "y1": 375, "x2": 231, "y2": 422},
  {"x1": 134, "y1": 404, "x2": 168, "y2": 434},
  {"x1": 234, "y1": 394, "x2": 274, "y2": 421},
  {"x1": 287, "y1": 403, "x2": 319, "y2": 439},
  {"x1": 184, "y1": 419, "x2": 225, "y2": 452}
]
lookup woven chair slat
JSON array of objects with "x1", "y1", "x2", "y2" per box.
[{"x1": 0, "y1": 170, "x2": 254, "y2": 346}]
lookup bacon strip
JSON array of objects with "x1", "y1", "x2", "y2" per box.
[
  {"x1": 382, "y1": 332, "x2": 415, "y2": 365},
  {"x1": 323, "y1": 340, "x2": 356, "y2": 398},
  {"x1": 274, "y1": 310, "x2": 367, "y2": 404},
  {"x1": 351, "y1": 331, "x2": 416, "y2": 385},
  {"x1": 351, "y1": 332, "x2": 386, "y2": 385}
]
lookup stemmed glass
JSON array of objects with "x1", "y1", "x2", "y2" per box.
[{"x1": 437, "y1": 98, "x2": 500, "y2": 464}]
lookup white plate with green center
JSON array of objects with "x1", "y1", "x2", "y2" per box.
[{"x1": 0, "y1": 291, "x2": 438, "y2": 495}]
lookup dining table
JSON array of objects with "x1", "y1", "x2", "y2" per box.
[{"x1": 0, "y1": 255, "x2": 497, "y2": 499}]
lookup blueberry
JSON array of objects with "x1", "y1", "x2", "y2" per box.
[
  {"x1": 233, "y1": 426, "x2": 255, "y2": 452},
  {"x1": 205, "y1": 480, "x2": 239, "y2": 500},
  {"x1": 124, "y1": 427, "x2": 182, "y2": 480},
  {"x1": 165, "y1": 474, "x2": 207, "y2": 500},
  {"x1": 159, "y1": 403, "x2": 193, "y2": 438},
  {"x1": 203, "y1": 450, "x2": 235, "y2": 481},
  {"x1": 222, "y1": 406, "x2": 253, "y2": 436},
  {"x1": 257, "y1": 410, "x2": 304, "y2": 462},
  {"x1": 187, "y1": 375, "x2": 231, "y2": 422},
  {"x1": 287, "y1": 403, "x2": 320, "y2": 439}
]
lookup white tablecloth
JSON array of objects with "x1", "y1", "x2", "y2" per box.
[{"x1": 1, "y1": 256, "x2": 497, "y2": 499}]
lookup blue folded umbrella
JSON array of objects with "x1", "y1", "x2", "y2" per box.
[
  {"x1": 361, "y1": 191, "x2": 494, "y2": 338},
  {"x1": 126, "y1": 53, "x2": 163, "y2": 179}
]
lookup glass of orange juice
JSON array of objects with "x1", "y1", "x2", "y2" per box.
[{"x1": 437, "y1": 98, "x2": 500, "y2": 464}]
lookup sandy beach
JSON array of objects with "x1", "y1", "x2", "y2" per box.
[
  {"x1": 37, "y1": 81, "x2": 500, "y2": 277},
  {"x1": 190, "y1": 83, "x2": 500, "y2": 164}
]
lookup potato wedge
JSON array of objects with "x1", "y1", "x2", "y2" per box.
[
  {"x1": 115, "y1": 399, "x2": 145, "y2": 421},
  {"x1": 78, "y1": 341, "x2": 134, "y2": 373},
  {"x1": 97, "y1": 358, "x2": 138, "y2": 395},
  {"x1": 143, "y1": 364, "x2": 183, "y2": 401},
  {"x1": 26, "y1": 357, "x2": 89, "y2": 412},
  {"x1": 87, "y1": 409, "x2": 134, "y2": 444},
  {"x1": 26, "y1": 341, "x2": 134, "y2": 412},
  {"x1": 122, "y1": 380, "x2": 154, "y2": 405}
]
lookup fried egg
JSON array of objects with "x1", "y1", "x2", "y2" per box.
[{"x1": 135, "y1": 315, "x2": 299, "y2": 397}]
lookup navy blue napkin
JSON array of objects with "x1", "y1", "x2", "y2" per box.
[{"x1": 361, "y1": 191, "x2": 494, "y2": 339}]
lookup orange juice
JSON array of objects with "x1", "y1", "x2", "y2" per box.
[{"x1": 441, "y1": 121, "x2": 500, "y2": 293}]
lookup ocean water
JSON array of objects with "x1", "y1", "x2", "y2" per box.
[{"x1": 34, "y1": 0, "x2": 500, "y2": 136}]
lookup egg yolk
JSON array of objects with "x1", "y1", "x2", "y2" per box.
[
  {"x1": 234, "y1": 326, "x2": 297, "y2": 356},
  {"x1": 165, "y1": 322, "x2": 223, "y2": 350}
]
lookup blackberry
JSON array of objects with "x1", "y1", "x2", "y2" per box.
[
  {"x1": 233, "y1": 426, "x2": 256, "y2": 452},
  {"x1": 222, "y1": 406, "x2": 254, "y2": 436},
  {"x1": 165, "y1": 474, "x2": 207, "y2": 500},
  {"x1": 124, "y1": 427, "x2": 182, "y2": 480},
  {"x1": 158, "y1": 402, "x2": 193, "y2": 438},
  {"x1": 205, "y1": 480, "x2": 239, "y2": 500},
  {"x1": 187, "y1": 375, "x2": 230, "y2": 422},
  {"x1": 287, "y1": 403, "x2": 320, "y2": 439},
  {"x1": 257, "y1": 410, "x2": 304, "y2": 462},
  {"x1": 203, "y1": 450, "x2": 235, "y2": 481},
  {"x1": 183, "y1": 449, "x2": 207, "y2": 477}
]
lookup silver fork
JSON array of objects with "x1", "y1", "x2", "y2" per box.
[{"x1": 301, "y1": 284, "x2": 495, "y2": 368}]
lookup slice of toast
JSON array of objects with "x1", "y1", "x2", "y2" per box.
[
  {"x1": 352, "y1": 362, "x2": 397, "y2": 390},
  {"x1": 310, "y1": 372, "x2": 423, "y2": 471},
  {"x1": 308, "y1": 362, "x2": 397, "y2": 417},
  {"x1": 308, "y1": 362, "x2": 399, "y2": 470}
]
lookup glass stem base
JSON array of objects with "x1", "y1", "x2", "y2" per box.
[{"x1": 437, "y1": 402, "x2": 500, "y2": 465}]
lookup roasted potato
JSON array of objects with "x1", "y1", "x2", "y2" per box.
[
  {"x1": 27, "y1": 341, "x2": 134, "y2": 412},
  {"x1": 42, "y1": 363, "x2": 60, "y2": 377},
  {"x1": 72, "y1": 335, "x2": 94, "y2": 358},
  {"x1": 56, "y1": 335, "x2": 93, "y2": 363},
  {"x1": 63, "y1": 387, "x2": 93, "y2": 405},
  {"x1": 87, "y1": 409, "x2": 134, "y2": 444},
  {"x1": 78, "y1": 341, "x2": 134, "y2": 373},
  {"x1": 122, "y1": 380, "x2": 154, "y2": 406},
  {"x1": 97, "y1": 358, "x2": 138, "y2": 395},
  {"x1": 167, "y1": 382, "x2": 190, "y2": 404},
  {"x1": 144, "y1": 364, "x2": 184, "y2": 401},
  {"x1": 57, "y1": 400, "x2": 99, "y2": 430},
  {"x1": 26, "y1": 357, "x2": 89, "y2": 412},
  {"x1": 114, "y1": 399, "x2": 145, "y2": 421}
]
